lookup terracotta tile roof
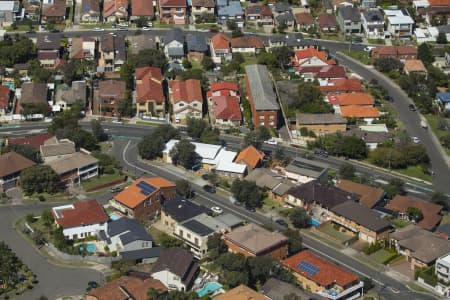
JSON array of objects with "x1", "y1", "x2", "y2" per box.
[
  {"x1": 114, "y1": 177, "x2": 175, "y2": 209},
  {"x1": 87, "y1": 276, "x2": 167, "y2": 300},
  {"x1": 282, "y1": 250, "x2": 359, "y2": 288},
  {"x1": 246, "y1": 5, "x2": 272, "y2": 16},
  {"x1": 320, "y1": 78, "x2": 364, "y2": 93},
  {"x1": 297, "y1": 65, "x2": 346, "y2": 79},
  {"x1": 52, "y1": 200, "x2": 108, "y2": 228},
  {"x1": 235, "y1": 145, "x2": 265, "y2": 169},
  {"x1": 386, "y1": 195, "x2": 443, "y2": 231},
  {"x1": 404, "y1": 59, "x2": 427, "y2": 72},
  {"x1": 169, "y1": 79, "x2": 203, "y2": 104},
  {"x1": 159, "y1": 0, "x2": 186, "y2": 7},
  {"x1": 372, "y1": 46, "x2": 418, "y2": 57},
  {"x1": 192, "y1": 0, "x2": 215, "y2": 7},
  {"x1": 0, "y1": 152, "x2": 35, "y2": 178},
  {"x1": 210, "y1": 82, "x2": 239, "y2": 93},
  {"x1": 0, "y1": 85, "x2": 10, "y2": 109},
  {"x1": 8, "y1": 133, "x2": 54, "y2": 150},
  {"x1": 428, "y1": 0, "x2": 450, "y2": 6},
  {"x1": 330, "y1": 92, "x2": 374, "y2": 106},
  {"x1": 135, "y1": 67, "x2": 164, "y2": 104},
  {"x1": 340, "y1": 105, "x2": 380, "y2": 118},
  {"x1": 213, "y1": 285, "x2": 268, "y2": 300},
  {"x1": 231, "y1": 36, "x2": 265, "y2": 49},
  {"x1": 98, "y1": 80, "x2": 126, "y2": 100},
  {"x1": 295, "y1": 12, "x2": 313, "y2": 24},
  {"x1": 103, "y1": 0, "x2": 128, "y2": 18},
  {"x1": 337, "y1": 180, "x2": 385, "y2": 208},
  {"x1": 318, "y1": 13, "x2": 338, "y2": 29},
  {"x1": 212, "y1": 95, "x2": 242, "y2": 122},
  {"x1": 295, "y1": 48, "x2": 327, "y2": 63},
  {"x1": 211, "y1": 33, "x2": 231, "y2": 50},
  {"x1": 42, "y1": 0, "x2": 66, "y2": 17},
  {"x1": 131, "y1": 0, "x2": 154, "y2": 16},
  {"x1": 224, "y1": 223, "x2": 288, "y2": 255}
]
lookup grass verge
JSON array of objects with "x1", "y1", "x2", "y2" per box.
[
  {"x1": 396, "y1": 165, "x2": 432, "y2": 182},
  {"x1": 424, "y1": 114, "x2": 450, "y2": 155},
  {"x1": 344, "y1": 50, "x2": 371, "y2": 65},
  {"x1": 81, "y1": 170, "x2": 123, "y2": 191}
]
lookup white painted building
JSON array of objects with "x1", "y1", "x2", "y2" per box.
[
  {"x1": 435, "y1": 253, "x2": 450, "y2": 297},
  {"x1": 384, "y1": 9, "x2": 415, "y2": 38}
]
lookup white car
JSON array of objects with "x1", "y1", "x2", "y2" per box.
[
  {"x1": 142, "y1": 26, "x2": 151, "y2": 31},
  {"x1": 211, "y1": 206, "x2": 223, "y2": 214},
  {"x1": 412, "y1": 136, "x2": 421, "y2": 144},
  {"x1": 364, "y1": 46, "x2": 375, "y2": 52},
  {"x1": 112, "y1": 119, "x2": 123, "y2": 124},
  {"x1": 264, "y1": 139, "x2": 277, "y2": 145},
  {"x1": 93, "y1": 27, "x2": 104, "y2": 32}
]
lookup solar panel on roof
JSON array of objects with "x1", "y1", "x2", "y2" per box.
[
  {"x1": 297, "y1": 260, "x2": 319, "y2": 275},
  {"x1": 137, "y1": 181, "x2": 156, "y2": 196}
]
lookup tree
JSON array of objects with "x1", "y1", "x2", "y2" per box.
[
  {"x1": 418, "y1": 43, "x2": 435, "y2": 65},
  {"x1": 92, "y1": 151, "x2": 119, "y2": 174},
  {"x1": 182, "y1": 58, "x2": 192, "y2": 69},
  {"x1": 41, "y1": 209, "x2": 54, "y2": 227},
  {"x1": 407, "y1": 207, "x2": 423, "y2": 222},
  {"x1": 3, "y1": 144, "x2": 42, "y2": 163},
  {"x1": 20, "y1": 165, "x2": 59, "y2": 195},
  {"x1": 431, "y1": 192, "x2": 449, "y2": 210},
  {"x1": 159, "y1": 234, "x2": 184, "y2": 248},
  {"x1": 118, "y1": 91, "x2": 133, "y2": 118},
  {"x1": 338, "y1": 163, "x2": 356, "y2": 180},
  {"x1": 274, "y1": 146, "x2": 291, "y2": 165},
  {"x1": 138, "y1": 125, "x2": 180, "y2": 160},
  {"x1": 283, "y1": 228, "x2": 303, "y2": 255},
  {"x1": 271, "y1": 46, "x2": 293, "y2": 70},
  {"x1": 207, "y1": 233, "x2": 227, "y2": 259},
  {"x1": 437, "y1": 32, "x2": 448, "y2": 44},
  {"x1": 201, "y1": 56, "x2": 215, "y2": 71},
  {"x1": 290, "y1": 81, "x2": 331, "y2": 114},
  {"x1": 208, "y1": 170, "x2": 219, "y2": 186},
  {"x1": 91, "y1": 119, "x2": 108, "y2": 142},
  {"x1": 175, "y1": 179, "x2": 192, "y2": 198},
  {"x1": 289, "y1": 207, "x2": 311, "y2": 229},
  {"x1": 384, "y1": 178, "x2": 405, "y2": 199},
  {"x1": 374, "y1": 57, "x2": 403, "y2": 73},
  {"x1": 187, "y1": 118, "x2": 208, "y2": 139},
  {"x1": 169, "y1": 139, "x2": 197, "y2": 169},
  {"x1": 60, "y1": 61, "x2": 78, "y2": 85},
  {"x1": 135, "y1": 17, "x2": 147, "y2": 28},
  {"x1": 257, "y1": 52, "x2": 278, "y2": 68},
  {"x1": 247, "y1": 256, "x2": 275, "y2": 284},
  {"x1": 227, "y1": 20, "x2": 238, "y2": 31},
  {"x1": 362, "y1": 277, "x2": 374, "y2": 291},
  {"x1": 243, "y1": 127, "x2": 272, "y2": 149},
  {"x1": 0, "y1": 36, "x2": 36, "y2": 67},
  {"x1": 231, "y1": 179, "x2": 263, "y2": 208}
]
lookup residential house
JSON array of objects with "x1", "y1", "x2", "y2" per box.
[
  {"x1": 263, "y1": 33, "x2": 306, "y2": 50},
  {"x1": 420, "y1": 3, "x2": 450, "y2": 27},
  {"x1": 235, "y1": 145, "x2": 265, "y2": 171},
  {"x1": 97, "y1": 34, "x2": 126, "y2": 73},
  {"x1": 435, "y1": 92, "x2": 450, "y2": 111},
  {"x1": 69, "y1": 37, "x2": 96, "y2": 60},
  {"x1": 213, "y1": 285, "x2": 268, "y2": 300},
  {"x1": 24, "y1": 1, "x2": 40, "y2": 21},
  {"x1": 231, "y1": 36, "x2": 265, "y2": 54},
  {"x1": 0, "y1": 152, "x2": 35, "y2": 191},
  {"x1": 163, "y1": 28, "x2": 185, "y2": 61},
  {"x1": 186, "y1": 33, "x2": 208, "y2": 62},
  {"x1": 191, "y1": 0, "x2": 215, "y2": 21},
  {"x1": 223, "y1": 223, "x2": 288, "y2": 259},
  {"x1": 361, "y1": 0, "x2": 376, "y2": 8},
  {"x1": 403, "y1": 59, "x2": 427, "y2": 77},
  {"x1": 342, "y1": 127, "x2": 393, "y2": 150},
  {"x1": 54, "y1": 81, "x2": 87, "y2": 111},
  {"x1": 130, "y1": 0, "x2": 154, "y2": 22},
  {"x1": 80, "y1": 0, "x2": 100, "y2": 22},
  {"x1": 285, "y1": 180, "x2": 359, "y2": 220},
  {"x1": 46, "y1": 152, "x2": 99, "y2": 186},
  {"x1": 98, "y1": 80, "x2": 126, "y2": 116},
  {"x1": 150, "y1": 247, "x2": 199, "y2": 291},
  {"x1": 19, "y1": 82, "x2": 49, "y2": 113},
  {"x1": 320, "y1": 78, "x2": 364, "y2": 93},
  {"x1": 0, "y1": 1, "x2": 23, "y2": 28},
  {"x1": 244, "y1": 64, "x2": 280, "y2": 128},
  {"x1": 284, "y1": 157, "x2": 329, "y2": 183},
  {"x1": 261, "y1": 277, "x2": 323, "y2": 300},
  {"x1": 371, "y1": 45, "x2": 418, "y2": 61},
  {"x1": 7, "y1": 133, "x2": 53, "y2": 150},
  {"x1": 436, "y1": 223, "x2": 450, "y2": 240},
  {"x1": 327, "y1": 92, "x2": 374, "y2": 114},
  {"x1": 296, "y1": 65, "x2": 347, "y2": 81},
  {"x1": 169, "y1": 79, "x2": 203, "y2": 123},
  {"x1": 295, "y1": 12, "x2": 314, "y2": 31},
  {"x1": 295, "y1": 113, "x2": 347, "y2": 135},
  {"x1": 86, "y1": 276, "x2": 167, "y2": 300},
  {"x1": 210, "y1": 33, "x2": 232, "y2": 63},
  {"x1": 384, "y1": 9, "x2": 415, "y2": 38},
  {"x1": 294, "y1": 47, "x2": 329, "y2": 67},
  {"x1": 161, "y1": 197, "x2": 211, "y2": 235},
  {"x1": 245, "y1": 168, "x2": 294, "y2": 203},
  {"x1": 40, "y1": 137, "x2": 76, "y2": 162},
  {"x1": 385, "y1": 195, "x2": 443, "y2": 231},
  {"x1": 337, "y1": 179, "x2": 385, "y2": 208},
  {"x1": 111, "y1": 177, "x2": 176, "y2": 221},
  {"x1": 51, "y1": 200, "x2": 108, "y2": 240},
  {"x1": 435, "y1": 253, "x2": 450, "y2": 297},
  {"x1": 272, "y1": 2, "x2": 294, "y2": 30},
  {"x1": 361, "y1": 9, "x2": 385, "y2": 39},
  {"x1": 135, "y1": 66, "x2": 165, "y2": 117},
  {"x1": 390, "y1": 225, "x2": 450, "y2": 271},
  {"x1": 337, "y1": 6, "x2": 361, "y2": 34},
  {"x1": 282, "y1": 250, "x2": 363, "y2": 300},
  {"x1": 127, "y1": 35, "x2": 158, "y2": 55},
  {"x1": 330, "y1": 201, "x2": 391, "y2": 243},
  {"x1": 103, "y1": 0, "x2": 128, "y2": 22},
  {"x1": 158, "y1": 0, "x2": 187, "y2": 24},
  {"x1": 245, "y1": 5, "x2": 273, "y2": 25},
  {"x1": 217, "y1": 0, "x2": 244, "y2": 27},
  {"x1": 329, "y1": 0, "x2": 353, "y2": 12},
  {"x1": 0, "y1": 85, "x2": 11, "y2": 116},
  {"x1": 41, "y1": 0, "x2": 66, "y2": 24},
  {"x1": 340, "y1": 105, "x2": 380, "y2": 124},
  {"x1": 208, "y1": 82, "x2": 241, "y2": 127},
  {"x1": 318, "y1": 13, "x2": 338, "y2": 32},
  {"x1": 37, "y1": 35, "x2": 61, "y2": 69}
]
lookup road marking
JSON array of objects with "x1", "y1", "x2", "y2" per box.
[{"x1": 122, "y1": 141, "x2": 156, "y2": 176}]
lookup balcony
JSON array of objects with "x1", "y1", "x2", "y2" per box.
[{"x1": 317, "y1": 281, "x2": 364, "y2": 300}]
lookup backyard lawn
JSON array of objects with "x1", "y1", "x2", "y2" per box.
[
  {"x1": 389, "y1": 218, "x2": 410, "y2": 229},
  {"x1": 318, "y1": 223, "x2": 354, "y2": 243},
  {"x1": 81, "y1": 170, "x2": 123, "y2": 191}
]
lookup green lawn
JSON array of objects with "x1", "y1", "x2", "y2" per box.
[
  {"x1": 424, "y1": 114, "x2": 450, "y2": 155},
  {"x1": 148, "y1": 226, "x2": 166, "y2": 245},
  {"x1": 369, "y1": 249, "x2": 392, "y2": 263},
  {"x1": 344, "y1": 50, "x2": 371, "y2": 65},
  {"x1": 195, "y1": 24, "x2": 220, "y2": 30},
  {"x1": 81, "y1": 170, "x2": 123, "y2": 191},
  {"x1": 441, "y1": 214, "x2": 450, "y2": 225},
  {"x1": 368, "y1": 39, "x2": 385, "y2": 45},
  {"x1": 396, "y1": 165, "x2": 432, "y2": 182},
  {"x1": 389, "y1": 218, "x2": 410, "y2": 229},
  {"x1": 318, "y1": 223, "x2": 354, "y2": 243}
]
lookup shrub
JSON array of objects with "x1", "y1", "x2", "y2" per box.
[
  {"x1": 111, "y1": 251, "x2": 117, "y2": 257},
  {"x1": 104, "y1": 245, "x2": 110, "y2": 252},
  {"x1": 362, "y1": 241, "x2": 383, "y2": 255}
]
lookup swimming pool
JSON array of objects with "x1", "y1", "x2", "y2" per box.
[
  {"x1": 196, "y1": 282, "x2": 222, "y2": 297},
  {"x1": 310, "y1": 219, "x2": 321, "y2": 227},
  {"x1": 86, "y1": 243, "x2": 96, "y2": 253},
  {"x1": 110, "y1": 213, "x2": 121, "y2": 221}
]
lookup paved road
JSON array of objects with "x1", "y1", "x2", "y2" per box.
[
  {"x1": 113, "y1": 138, "x2": 436, "y2": 300},
  {"x1": 335, "y1": 53, "x2": 450, "y2": 195},
  {"x1": 0, "y1": 204, "x2": 104, "y2": 299}
]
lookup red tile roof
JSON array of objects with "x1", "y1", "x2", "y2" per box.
[
  {"x1": 231, "y1": 36, "x2": 265, "y2": 49},
  {"x1": 159, "y1": 0, "x2": 186, "y2": 7},
  {"x1": 404, "y1": 59, "x2": 427, "y2": 73},
  {"x1": 372, "y1": 46, "x2": 417, "y2": 57},
  {"x1": 135, "y1": 67, "x2": 164, "y2": 104},
  {"x1": 428, "y1": 0, "x2": 450, "y2": 5},
  {"x1": 0, "y1": 85, "x2": 10, "y2": 109},
  {"x1": 297, "y1": 65, "x2": 346, "y2": 79},
  {"x1": 42, "y1": 0, "x2": 66, "y2": 17},
  {"x1": 169, "y1": 79, "x2": 203, "y2": 104},
  {"x1": 135, "y1": 66, "x2": 163, "y2": 81},
  {"x1": 386, "y1": 195, "x2": 443, "y2": 231},
  {"x1": 8, "y1": 133, "x2": 54, "y2": 150},
  {"x1": 210, "y1": 82, "x2": 239, "y2": 93},
  {"x1": 337, "y1": 179, "x2": 385, "y2": 209},
  {"x1": 103, "y1": 0, "x2": 128, "y2": 18},
  {"x1": 52, "y1": 200, "x2": 108, "y2": 228},
  {"x1": 320, "y1": 78, "x2": 364, "y2": 93},
  {"x1": 295, "y1": 48, "x2": 327, "y2": 63},
  {"x1": 211, "y1": 33, "x2": 231, "y2": 50},
  {"x1": 282, "y1": 250, "x2": 359, "y2": 287},
  {"x1": 213, "y1": 95, "x2": 242, "y2": 122},
  {"x1": 329, "y1": 92, "x2": 374, "y2": 106},
  {"x1": 295, "y1": 12, "x2": 313, "y2": 25},
  {"x1": 340, "y1": 105, "x2": 380, "y2": 118},
  {"x1": 235, "y1": 145, "x2": 265, "y2": 169},
  {"x1": 0, "y1": 152, "x2": 36, "y2": 178},
  {"x1": 318, "y1": 13, "x2": 338, "y2": 29},
  {"x1": 246, "y1": 5, "x2": 272, "y2": 16},
  {"x1": 131, "y1": 0, "x2": 154, "y2": 16}
]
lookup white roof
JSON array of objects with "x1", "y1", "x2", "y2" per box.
[
  {"x1": 412, "y1": 0, "x2": 429, "y2": 7},
  {"x1": 215, "y1": 161, "x2": 247, "y2": 174},
  {"x1": 439, "y1": 253, "x2": 450, "y2": 264},
  {"x1": 359, "y1": 124, "x2": 388, "y2": 132},
  {"x1": 215, "y1": 149, "x2": 237, "y2": 163},
  {"x1": 384, "y1": 9, "x2": 414, "y2": 24},
  {"x1": 163, "y1": 139, "x2": 223, "y2": 160},
  {"x1": 0, "y1": 1, "x2": 15, "y2": 11}
]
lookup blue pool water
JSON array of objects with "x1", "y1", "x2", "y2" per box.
[
  {"x1": 196, "y1": 282, "x2": 222, "y2": 297},
  {"x1": 110, "y1": 214, "x2": 121, "y2": 221},
  {"x1": 86, "y1": 243, "x2": 96, "y2": 253},
  {"x1": 310, "y1": 219, "x2": 320, "y2": 227}
]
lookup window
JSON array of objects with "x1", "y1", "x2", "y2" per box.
[
  {"x1": 179, "y1": 103, "x2": 184, "y2": 107},
  {"x1": 187, "y1": 233, "x2": 191, "y2": 239},
  {"x1": 269, "y1": 115, "x2": 274, "y2": 120},
  {"x1": 259, "y1": 115, "x2": 265, "y2": 120},
  {"x1": 176, "y1": 7, "x2": 182, "y2": 11},
  {"x1": 179, "y1": 230, "x2": 184, "y2": 237}
]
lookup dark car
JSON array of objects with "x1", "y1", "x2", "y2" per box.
[
  {"x1": 275, "y1": 219, "x2": 288, "y2": 228},
  {"x1": 86, "y1": 281, "x2": 98, "y2": 291},
  {"x1": 203, "y1": 184, "x2": 216, "y2": 193},
  {"x1": 49, "y1": 29, "x2": 60, "y2": 33},
  {"x1": 314, "y1": 149, "x2": 328, "y2": 157},
  {"x1": 209, "y1": 28, "x2": 219, "y2": 33},
  {"x1": 408, "y1": 104, "x2": 417, "y2": 111},
  {"x1": 245, "y1": 206, "x2": 256, "y2": 212},
  {"x1": 384, "y1": 94, "x2": 393, "y2": 102}
]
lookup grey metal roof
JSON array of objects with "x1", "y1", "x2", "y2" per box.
[
  {"x1": 245, "y1": 64, "x2": 280, "y2": 111},
  {"x1": 285, "y1": 157, "x2": 329, "y2": 178},
  {"x1": 276, "y1": 11, "x2": 294, "y2": 22},
  {"x1": 214, "y1": 213, "x2": 244, "y2": 228},
  {"x1": 217, "y1": 1, "x2": 243, "y2": 17},
  {"x1": 296, "y1": 113, "x2": 347, "y2": 125},
  {"x1": 120, "y1": 247, "x2": 162, "y2": 260},
  {"x1": 168, "y1": 46, "x2": 185, "y2": 57},
  {"x1": 438, "y1": 25, "x2": 450, "y2": 34},
  {"x1": 162, "y1": 198, "x2": 211, "y2": 222},
  {"x1": 114, "y1": 35, "x2": 126, "y2": 62},
  {"x1": 338, "y1": 6, "x2": 361, "y2": 22},
  {"x1": 273, "y1": 2, "x2": 291, "y2": 13},
  {"x1": 108, "y1": 218, "x2": 153, "y2": 245},
  {"x1": 181, "y1": 219, "x2": 214, "y2": 236},
  {"x1": 261, "y1": 278, "x2": 325, "y2": 300},
  {"x1": 186, "y1": 33, "x2": 208, "y2": 52},
  {"x1": 164, "y1": 28, "x2": 184, "y2": 44}
]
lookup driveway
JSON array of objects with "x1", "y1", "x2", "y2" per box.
[{"x1": 0, "y1": 204, "x2": 104, "y2": 299}]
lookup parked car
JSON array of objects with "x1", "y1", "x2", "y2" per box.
[
  {"x1": 314, "y1": 149, "x2": 328, "y2": 157},
  {"x1": 275, "y1": 219, "x2": 288, "y2": 228},
  {"x1": 142, "y1": 26, "x2": 151, "y2": 31},
  {"x1": 245, "y1": 206, "x2": 256, "y2": 212},
  {"x1": 109, "y1": 185, "x2": 123, "y2": 193},
  {"x1": 49, "y1": 29, "x2": 60, "y2": 33},
  {"x1": 408, "y1": 104, "x2": 417, "y2": 111},
  {"x1": 112, "y1": 119, "x2": 123, "y2": 124},
  {"x1": 203, "y1": 184, "x2": 216, "y2": 193},
  {"x1": 211, "y1": 206, "x2": 223, "y2": 214},
  {"x1": 264, "y1": 139, "x2": 277, "y2": 145},
  {"x1": 412, "y1": 136, "x2": 421, "y2": 144},
  {"x1": 364, "y1": 46, "x2": 375, "y2": 52},
  {"x1": 93, "y1": 27, "x2": 104, "y2": 32}
]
